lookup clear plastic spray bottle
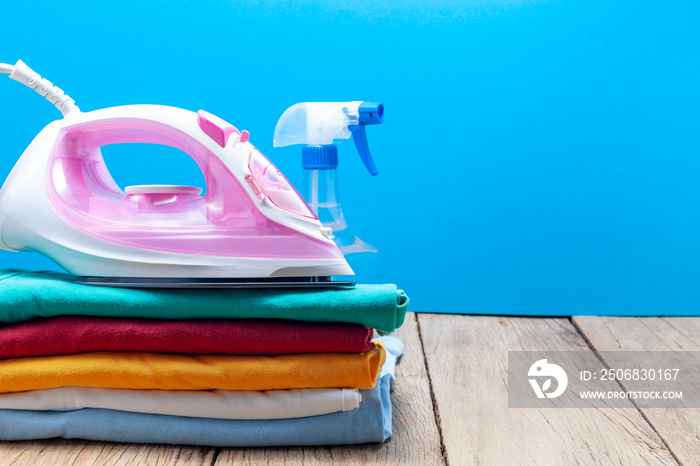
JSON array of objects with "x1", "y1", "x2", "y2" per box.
[{"x1": 274, "y1": 101, "x2": 384, "y2": 282}]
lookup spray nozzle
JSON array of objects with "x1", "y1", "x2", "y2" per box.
[{"x1": 273, "y1": 101, "x2": 384, "y2": 175}]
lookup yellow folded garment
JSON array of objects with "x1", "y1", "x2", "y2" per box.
[{"x1": 0, "y1": 343, "x2": 385, "y2": 393}]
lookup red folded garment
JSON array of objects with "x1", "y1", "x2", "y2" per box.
[{"x1": 0, "y1": 316, "x2": 374, "y2": 359}]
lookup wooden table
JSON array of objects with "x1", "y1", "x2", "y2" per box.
[{"x1": 1, "y1": 313, "x2": 698, "y2": 465}]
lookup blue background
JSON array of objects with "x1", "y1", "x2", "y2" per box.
[{"x1": 1, "y1": 1, "x2": 699, "y2": 315}]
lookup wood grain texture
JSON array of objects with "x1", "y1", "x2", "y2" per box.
[
  {"x1": 214, "y1": 312, "x2": 445, "y2": 466},
  {"x1": 419, "y1": 315, "x2": 677, "y2": 465},
  {"x1": 0, "y1": 439, "x2": 216, "y2": 465},
  {"x1": 573, "y1": 316, "x2": 700, "y2": 465}
]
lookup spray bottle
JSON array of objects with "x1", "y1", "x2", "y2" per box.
[{"x1": 273, "y1": 101, "x2": 383, "y2": 281}]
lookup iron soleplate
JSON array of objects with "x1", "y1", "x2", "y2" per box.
[{"x1": 74, "y1": 276, "x2": 356, "y2": 289}]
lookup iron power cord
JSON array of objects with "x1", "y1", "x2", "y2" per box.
[{"x1": 0, "y1": 60, "x2": 78, "y2": 116}]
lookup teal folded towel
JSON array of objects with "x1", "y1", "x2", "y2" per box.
[{"x1": 0, "y1": 269, "x2": 408, "y2": 335}]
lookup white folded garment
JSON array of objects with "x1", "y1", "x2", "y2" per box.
[{"x1": 0, "y1": 386, "x2": 362, "y2": 419}]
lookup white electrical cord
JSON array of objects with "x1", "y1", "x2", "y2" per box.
[{"x1": 0, "y1": 60, "x2": 78, "y2": 116}]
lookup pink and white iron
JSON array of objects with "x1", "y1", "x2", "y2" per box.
[{"x1": 0, "y1": 60, "x2": 354, "y2": 287}]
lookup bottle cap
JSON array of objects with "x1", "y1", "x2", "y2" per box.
[{"x1": 302, "y1": 145, "x2": 338, "y2": 169}]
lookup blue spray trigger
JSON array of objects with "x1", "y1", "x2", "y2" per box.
[
  {"x1": 350, "y1": 102, "x2": 383, "y2": 176},
  {"x1": 352, "y1": 126, "x2": 379, "y2": 176}
]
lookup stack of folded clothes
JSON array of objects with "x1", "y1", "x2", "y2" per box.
[{"x1": 0, "y1": 269, "x2": 408, "y2": 446}]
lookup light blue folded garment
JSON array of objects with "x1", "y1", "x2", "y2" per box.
[{"x1": 0, "y1": 337, "x2": 404, "y2": 447}]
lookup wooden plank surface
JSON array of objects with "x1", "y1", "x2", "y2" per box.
[
  {"x1": 418, "y1": 314, "x2": 677, "y2": 465},
  {"x1": 573, "y1": 316, "x2": 700, "y2": 465},
  {"x1": 214, "y1": 312, "x2": 445, "y2": 465},
  {"x1": 3, "y1": 314, "x2": 699, "y2": 465},
  {"x1": 0, "y1": 439, "x2": 216, "y2": 465}
]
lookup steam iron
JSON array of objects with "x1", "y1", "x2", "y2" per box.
[{"x1": 0, "y1": 60, "x2": 354, "y2": 288}]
